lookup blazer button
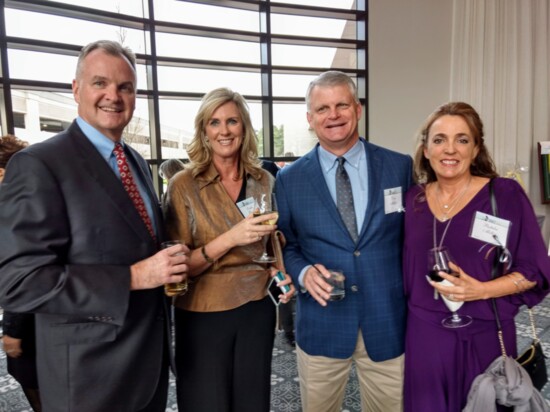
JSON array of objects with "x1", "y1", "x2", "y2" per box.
[
  {"x1": 353, "y1": 250, "x2": 361, "y2": 257},
  {"x1": 350, "y1": 285, "x2": 359, "y2": 292}
]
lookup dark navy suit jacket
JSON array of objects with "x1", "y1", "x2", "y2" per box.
[
  {"x1": 0, "y1": 121, "x2": 169, "y2": 411},
  {"x1": 275, "y1": 138, "x2": 413, "y2": 361}
]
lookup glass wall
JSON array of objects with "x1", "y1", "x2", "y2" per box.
[{"x1": 0, "y1": 0, "x2": 367, "y2": 193}]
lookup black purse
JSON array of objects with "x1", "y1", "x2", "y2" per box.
[
  {"x1": 516, "y1": 309, "x2": 548, "y2": 390},
  {"x1": 489, "y1": 179, "x2": 548, "y2": 390}
]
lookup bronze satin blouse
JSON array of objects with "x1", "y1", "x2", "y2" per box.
[{"x1": 164, "y1": 162, "x2": 275, "y2": 312}]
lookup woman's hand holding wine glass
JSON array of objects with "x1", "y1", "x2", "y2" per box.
[{"x1": 427, "y1": 246, "x2": 472, "y2": 328}]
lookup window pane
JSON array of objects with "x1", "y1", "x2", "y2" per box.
[
  {"x1": 14, "y1": 112, "x2": 26, "y2": 129},
  {"x1": 273, "y1": 103, "x2": 316, "y2": 157},
  {"x1": 272, "y1": 73, "x2": 317, "y2": 98},
  {"x1": 12, "y1": 90, "x2": 77, "y2": 145},
  {"x1": 122, "y1": 98, "x2": 151, "y2": 158},
  {"x1": 8, "y1": 50, "x2": 148, "y2": 89},
  {"x1": 156, "y1": 33, "x2": 259, "y2": 65},
  {"x1": 43, "y1": 0, "x2": 148, "y2": 18},
  {"x1": 157, "y1": 66, "x2": 261, "y2": 96},
  {"x1": 154, "y1": 0, "x2": 258, "y2": 32},
  {"x1": 279, "y1": 0, "x2": 356, "y2": 9},
  {"x1": 5, "y1": 9, "x2": 147, "y2": 53},
  {"x1": 158, "y1": 99, "x2": 198, "y2": 159},
  {"x1": 272, "y1": 44, "x2": 357, "y2": 69},
  {"x1": 271, "y1": 14, "x2": 356, "y2": 40}
]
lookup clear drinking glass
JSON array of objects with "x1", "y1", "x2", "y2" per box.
[
  {"x1": 161, "y1": 240, "x2": 188, "y2": 297},
  {"x1": 427, "y1": 246, "x2": 472, "y2": 328},
  {"x1": 252, "y1": 193, "x2": 278, "y2": 264}
]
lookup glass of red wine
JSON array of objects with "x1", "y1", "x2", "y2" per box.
[{"x1": 427, "y1": 246, "x2": 472, "y2": 328}]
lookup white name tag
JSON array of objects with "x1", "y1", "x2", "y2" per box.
[
  {"x1": 384, "y1": 187, "x2": 404, "y2": 214},
  {"x1": 470, "y1": 211, "x2": 511, "y2": 246},
  {"x1": 236, "y1": 197, "x2": 255, "y2": 217}
]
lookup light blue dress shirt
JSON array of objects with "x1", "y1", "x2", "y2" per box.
[
  {"x1": 76, "y1": 117, "x2": 158, "y2": 236},
  {"x1": 317, "y1": 139, "x2": 368, "y2": 231}
]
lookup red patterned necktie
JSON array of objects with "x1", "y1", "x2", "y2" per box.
[{"x1": 113, "y1": 143, "x2": 156, "y2": 240}]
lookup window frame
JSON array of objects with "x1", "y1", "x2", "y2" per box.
[{"x1": 0, "y1": 0, "x2": 368, "y2": 195}]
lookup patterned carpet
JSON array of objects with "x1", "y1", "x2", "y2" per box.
[{"x1": 2, "y1": 303, "x2": 550, "y2": 412}]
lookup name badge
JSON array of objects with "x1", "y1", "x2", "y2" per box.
[
  {"x1": 236, "y1": 197, "x2": 255, "y2": 217},
  {"x1": 384, "y1": 187, "x2": 404, "y2": 214},
  {"x1": 470, "y1": 211, "x2": 511, "y2": 246}
]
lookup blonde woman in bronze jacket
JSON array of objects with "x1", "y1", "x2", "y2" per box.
[{"x1": 163, "y1": 87, "x2": 294, "y2": 412}]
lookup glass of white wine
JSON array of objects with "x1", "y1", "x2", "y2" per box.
[{"x1": 252, "y1": 193, "x2": 279, "y2": 264}]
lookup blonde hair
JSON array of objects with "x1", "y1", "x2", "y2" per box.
[{"x1": 186, "y1": 87, "x2": 262, "y2": 179}]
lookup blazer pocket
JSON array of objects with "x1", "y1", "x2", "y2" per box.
[{"x1": 49, "y1": 321, "x2": 118, "y2": 345}]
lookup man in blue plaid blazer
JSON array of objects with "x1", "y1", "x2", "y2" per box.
[{"x1": 276, "y1": 71, "x2": 413, "y2": 412}]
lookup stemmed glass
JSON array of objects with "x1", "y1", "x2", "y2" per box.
[
  {"x1": 427, "y1": 246, "x2": 472, "y2": 328},
  {"x1": 252, "y1": 193, "x2": 279, "y2": 264}
]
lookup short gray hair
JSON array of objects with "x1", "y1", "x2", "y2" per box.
[
  {"x1": 305, "y1": 71, "x2": 359, "y2": 111},
  {"x1": 75, "y1": 40, "x2": 136, "y2": 79}
]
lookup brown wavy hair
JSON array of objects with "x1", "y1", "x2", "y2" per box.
[
  {"x1": 186, "y1": 87, "x2": 262, "y2": 179},
  {"x1": 413, "y1": 101, "x2": 498, "y2": 183},
  {"x1": 0, "y1": 135, "x2": 28, "y2": 168}
]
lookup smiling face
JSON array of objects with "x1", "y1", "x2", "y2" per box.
[
  {"x1": 204, "y1": 101, "x2": 244, "y2": 163},
  {"x1": 72, "y1": 49, "x2": 136, "y2": 142},
  {"x1": 306, "y1": 84, "x2": 362, "y2": 156},
  {"x1": 423, "y1": 114, "x2": 480, "y2": 181}
]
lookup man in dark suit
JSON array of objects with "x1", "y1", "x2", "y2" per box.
[
  {"x1": 275, "y1": 71, "x2": 413, "y2": 412},
  {"x1": 0, "y1": 40, "x2": 188, "y2": 412}
]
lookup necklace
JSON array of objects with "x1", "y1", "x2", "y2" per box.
[
  {"x1": 434, "y1": 177, "x2": 472, "y2": 222},
  {"x1": 433, "y1": 215, "x2": 453, "y2": 251}
]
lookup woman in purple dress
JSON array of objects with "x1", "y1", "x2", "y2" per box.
[{"x1": 403, "y1": 102, "x2": 550, "y2": 411}]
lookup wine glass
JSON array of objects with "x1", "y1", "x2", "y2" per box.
[
  {"x1": 252, "y1": 193, "x2": 279, "y2": 264},
  {"x1": 427, "y1": 246, "x2": 472, "y2": 328}
]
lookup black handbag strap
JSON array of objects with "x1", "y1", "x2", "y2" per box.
[
  {"x1": 488, "y1": 179, "x2": 540, "y2": 354},
  {"x1": 488, "y1": 179, "x2": 507, "y2": 355}
]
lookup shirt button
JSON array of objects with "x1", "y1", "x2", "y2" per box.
[
  {"x1": 351, "y1": 285, "x2": 359, "y2": 292},
  {"x1": 353, "y1": 250, "x2": 361, "y2": 257}
]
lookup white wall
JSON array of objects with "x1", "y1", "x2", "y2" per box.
[{"x1": 368, "y1": 0, "x2": 453, "y2": 156}]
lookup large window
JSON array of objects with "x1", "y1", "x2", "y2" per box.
[{"x1": 0, "y1": 0, "x2": 367, "y2": 193}]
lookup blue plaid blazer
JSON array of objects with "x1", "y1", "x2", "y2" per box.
[{"x1": 275, "y1": 138, "x2": 413, "y2": 361}]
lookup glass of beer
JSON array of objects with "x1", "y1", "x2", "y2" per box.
[{"x1": 161, "y1": 240, "x2": 188, "y2": 297}]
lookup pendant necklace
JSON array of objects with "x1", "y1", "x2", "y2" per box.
[{"x1": 434, "y1": 177, "x2": 472, "y2": 222}]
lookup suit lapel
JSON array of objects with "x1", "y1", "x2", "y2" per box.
[
  {"x1": 69, "y1": 123, "x2": 155, "y2": 243},
  {"x1": 358, "y1": 140, "x2": 383, "y2": 243}
]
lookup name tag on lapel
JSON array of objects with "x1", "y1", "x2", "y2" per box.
[
  {"x1": 237, "y1": 197, "x2": 255, "y2": 217},
  {"x1": 470, "y1": 211, "x2": 511, "y2": 246},
  {"x1": 384, "y1": 187, "x2": 404, "y2": 214}
]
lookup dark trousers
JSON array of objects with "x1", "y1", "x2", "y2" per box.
[
  {"x1": 175, "y1": 297, "x2": 276, "y2": 412},
  {"x1": 138, "y1": 341, "x2": 170, "y2": 412}
]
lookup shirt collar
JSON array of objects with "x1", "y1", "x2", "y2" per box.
[
  {"x1": 318, "y1": 139, "x2": 364, "y2": 173},
  {"x1": 76, "y1": 117, "x2": 121, "y2": 162}
]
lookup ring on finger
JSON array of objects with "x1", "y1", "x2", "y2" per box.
[{"x1": 449, "y1": 293, "x2": 454, "y2": 300}]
